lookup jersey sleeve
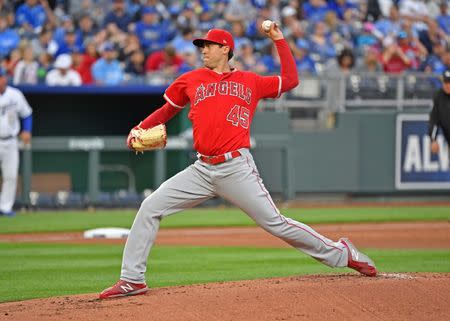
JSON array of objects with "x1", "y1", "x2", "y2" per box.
[
  {"x1": 16, "y1": 90, "x2": 32, "y2": 118},
  {"x1": 163, "y1": 73, "x2": 190, "y2": 108},
  {"x1": 254, "y1": 74, "x2": 282, "y2": 100}
]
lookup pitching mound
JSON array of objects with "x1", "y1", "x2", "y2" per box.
[{"x1": 2, "y1": 273, "x2": 449, "y2": 321}]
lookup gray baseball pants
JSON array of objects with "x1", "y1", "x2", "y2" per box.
[{"x1": 121, "y1": 148, "x2": 348, "y2": 283}]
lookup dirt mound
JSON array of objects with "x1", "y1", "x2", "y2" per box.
[{"x1": 1, "y1": 273, "x2": 449, "y2": 321}]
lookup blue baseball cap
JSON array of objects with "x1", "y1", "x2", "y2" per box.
[
  {"x1": 142, "y1": 6, "x2": 157, "y2": 15},
  {"x1": 398, "y1": 31, "x2": 408, "y2": 39},
  {"x1": 102, "y1": 42, "x2": 115, "y2": 52}
]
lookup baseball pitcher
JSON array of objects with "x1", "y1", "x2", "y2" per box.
[
  {"x1": 100, "y1": 24, "x2": 377, "y2": 299},
  {"x1": 0, "y1": 67, "x2": 33, "y2": 217}
]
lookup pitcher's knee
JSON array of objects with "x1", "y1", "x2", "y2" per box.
[{"x1": 138, "y1": 196, "x2": 163, "y2": 220}]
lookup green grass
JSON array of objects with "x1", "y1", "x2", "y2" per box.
[
  {"x1": 1, "y1": 243, "x2": 449, "y2": 303},
  {"x1": 0, "y1": 207, "x2": 449, "y2": 234}
]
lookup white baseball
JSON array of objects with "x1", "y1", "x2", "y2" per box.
[{"x1": 262, "y1": 20, "x2": 273, "y2": 32}]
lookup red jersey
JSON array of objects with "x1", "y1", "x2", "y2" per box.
[
  {"x1": 145, "y1": 51, "x2": 184, "y2": 72},
  {"x1": 164, "y1": 68, "x2": 281, "y2": 156}
]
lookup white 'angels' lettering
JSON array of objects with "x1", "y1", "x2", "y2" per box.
[{"x1": 194, "y1": 81, "x2": 252, "y2": 106}]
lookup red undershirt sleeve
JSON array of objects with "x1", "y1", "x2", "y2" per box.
[
  {"x1": 275, "y1": 38, "x2": 299, "y2": 93},
  {"x1": 255, "y1": 38, "x2": 299, "y2": 99},
  {"x1": 140, "y1": 102, "x2": 183, "y2": 129}
]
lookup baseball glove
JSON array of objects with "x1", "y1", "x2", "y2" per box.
[{"x1": 127, "y1": 123, "x2": 167, "y2": 152}]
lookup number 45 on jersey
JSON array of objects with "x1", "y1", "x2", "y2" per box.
[{"x1": 227, "y1": 105, "x2": 250, "y2": 129}]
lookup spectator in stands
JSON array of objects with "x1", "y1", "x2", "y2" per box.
[
  {"x1": 55, "y1": 28, "x2": 82, "y2": 56},
  {"x1": 420, "y1": 19, "x2": 448, "y2": 55},
  {"x1": 119, "y1": 34, "x2": 142, "y2": 61},
  {"x1": 124, "y1": 49, "x2": 146, "y2": 82},
  {"x1": 293, "y1": 39, "x2": 317, "y2": 75},
  {"x1": 0, "y1": 0, "x2": 14, "y2": 26},
  {"x1": 104, "y1": 22, "x2": 128, "y2": 49},
  {"x1": 365, "y1": 0, "x2": 383, "y2": 22},
  {"x1": 69, "y1": 0, "x2": 100, "y2": 24},
  {"x1": 259, "y1": 43, "x2": 281, "y2": 74},
  {"x1": 374, "y1": 5, "x2": 402, "y2": 38},
  {"x1": 91, "y1": 42, "x2": 124, "y2": 85},
  {"x1": 45, "y1": 53, "x2": 82, "y2": 86},
  {"x1": 13, "y1": 45, "x2": 39, "y2": 85},
  {"x1": 76, "y1": 14, "x2": 97, "y2": 49},
  {"x1": 145, "y1": 45, "x2": 183, "y2": 76},
  {"x1": 175, "y1": 3, "x2": 199, "y2": 30},
  {"x1": 356, "y1": 22, "x2": 381, "y2": 55},
  {"x1": 325, "y1": 47, "x2": 355, "y2": 74},
  {"x1": 329, "y1": 0, "x2": 358, "y2": 21},
  {"x1": 177, "y1": 47, "x2": 199, "y2": 74},
  {"x1": 53, "y1": 15, "x2": 76, "y2": 46},
  {"x1": 171, "y1": 28, "x2": 195, "y2": 55},
  {"x1": 399, "y1": 0, "x2": 429, "y2": 19},
  {"x1": 338, "y1": 7, "x2": 361, "y2": 47},
  {"x1": 309, "y1": 21, "x2": 337, "y2": 63},
  {"x1": 0, "y1": 13, "x2": 20, "y2": 59},
  {"x1": 421, "y1": 40, "x2": 446, "y2": 74},
  {"x1": 280, "y1": 5, "x2": 298, "y2": 28},
  {"x1": 74, "y1": 41, "x2": 97, "y2": 84},
  {"x1": 436, "y1": 1, "x2": 450, "y2": 34},
  {"x1": 138, "y1": 0, "x2": 170, "y2": 22},
  {"x1": 302, "y1": 0, "x2": 330, "y2": 23},
  {"x1": 234, "y1": 40, "x2": 266, "y2": 73},
  {"x1": 356, "y1": 47, "x2": 382, "y2": 72},
  {"x1": 15, "y1": 0, "x2": 54, "y2": 35},
  {"x1": 381, "y1": 36, "x2": 412, "y2": 73},
  {"x1": 224, "y1": 0, "x2": 256, "y2": 23},
  {"x1": 231, "y1": 21, "x2": 251, "y2": 57},
  {"x1": 440, "y1": 50, "x2": 450, "y2": 70},
  {"x1": 283, "y1": 19, "x2": 307, "y2": 45},
  {"x1": 378, "y1": 0, "x2": 395, "y2": 17},
  {"x1": 2, "y1": 48, "x2": 21, "y2": 78},
  {"x1": 197, "y1": 7, "x2": 215, "y2": 32},
  {"x1": 36, "y1": 52, "x2": 52, "y2": 84},
  {"x1": 103, "y1": 0, "x2": 132, "y2": 33},
  {"x1": 134, "y1": 6, "x2": 169, "y2": 54},
  {"x1": 397, "y1": 29, "x2": 428, "y2": 70},
  {"x1": 30, "y1": 28, "x2": 58, "y2": 58}
]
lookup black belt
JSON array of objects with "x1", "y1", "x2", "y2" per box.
[{"x1": 0, "y1": 136, "x2": 14, "y2": 140}]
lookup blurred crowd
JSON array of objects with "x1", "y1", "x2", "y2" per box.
[{"x1": 0, "y1": 0, "x2": 449, "y2": 86}]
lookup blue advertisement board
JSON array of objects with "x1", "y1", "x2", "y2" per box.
[{"x1": 395, "y1": 114, "x2": 450, "y2": 189}]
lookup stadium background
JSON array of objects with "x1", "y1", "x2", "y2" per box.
[{"x1": 0, "y1": 1, "x2": 450, "y2": 319}]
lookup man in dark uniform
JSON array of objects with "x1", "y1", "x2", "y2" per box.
[{"x1": 429, "y1": 69, "x2": 450, "y2": 155}]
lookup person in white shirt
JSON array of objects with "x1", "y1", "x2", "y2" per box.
[
  {"x1": 45, "y1": 54, "x2": 82, "y2": 86},
  {"x1": 0, "y1": 67, "x2": 33, "y2": 216},
  {"x1": 399, "y1": 0, "x2": 429, "y2": 18},
  {"x1": 13, "y1": 45, "x2": 39, "y2": 85}
]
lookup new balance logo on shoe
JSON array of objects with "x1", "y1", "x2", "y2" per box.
[
  {"x1": 99, "y1": 280, "x2": 149, "y2": 299},
  {"x1": 120, "y1": 283, "x2": 134, "y2": 293}
]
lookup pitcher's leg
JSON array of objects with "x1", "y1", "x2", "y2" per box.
[
  {"x1": 0, "y1": 144, "x2": 18, "y2": 213},
  {"x1": 121, "y1": 161, "x2": 215, "y2": 282},
  {"x1": 216, "y1": 152, "x2": 347, "y2": 268}
]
